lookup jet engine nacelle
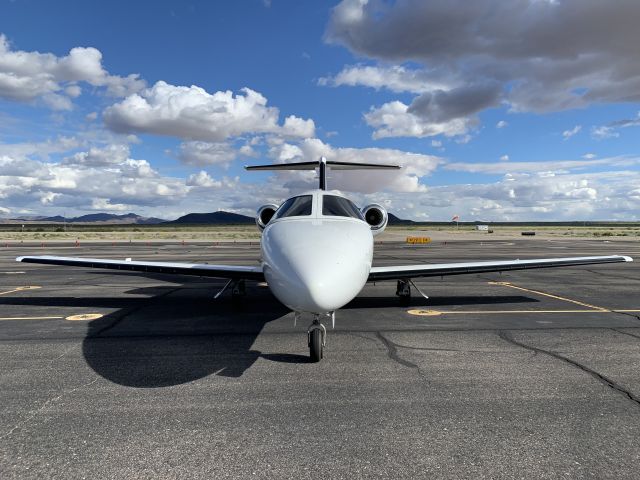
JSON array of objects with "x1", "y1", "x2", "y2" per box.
[
  {"x1": 361, "y1": 204, "x2": 388, "y2": 236},
  {"x1": 256, "y1": 204, "x2": 279, "y2": 231}
]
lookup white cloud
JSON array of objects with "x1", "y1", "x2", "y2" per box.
[
  {"x1": 364, "y1": 100, "x2": 475, "y2": 139},
  {"x1": 500, "y1": 155, "x2": 509, "y2": 162},
  {"x1": 319, "y1": 64, "x2": 454, "y2": 93},
  {"x1": 582, "y1": 153, "x2": 596, "y2": 159},
  {"x1": 91, "y1": 198, "x2": 129, "y2": 211},
  {"x1": 496, "y1": 120, "x2": 508, "y2": 129},
  {"x1": 562, "y1": 125, "x2": 581, "y2": 140},
  {"x1": 62, "y1": 144, "x2": 129, "y2": 167},
  {"x1": 186, "y1": 170, "x2": 222, "y2": 188},
  {"x1": 591, "y1": 125, "x2": 619, "y2": 140},
  {"x1": 0, "y1": 34, "x2": 145, "y2": 109},
  {"x1": 177, "y1": 141, "x2": 237, "y2": 167},
  {"x1": 446, "y1": 156, "x2": 640, "y2": 175},
  {"x1": 431, "y1": 140, "x2": 442, "y2": 148},
  {"x1": 103, "y1": 81, "x2": 315, "y2": 141}
]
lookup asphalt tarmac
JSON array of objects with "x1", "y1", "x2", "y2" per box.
[{"x1": 1, "y1": 238, "x2": 639, "y2": 479}]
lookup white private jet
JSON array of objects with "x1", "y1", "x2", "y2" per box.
[{"x1": 17, "y1": 157, "x2": 633, "y2": 362}]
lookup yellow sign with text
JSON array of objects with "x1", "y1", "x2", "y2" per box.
[{"x1": 406, "y1": 236, "x2": 431, "y2": 244}]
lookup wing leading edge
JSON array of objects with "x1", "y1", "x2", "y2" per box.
[
  {"x1": 16, "y1": 255, "x2": 264, "y2": 281},
  {"x1": 367, "y1": 255, "x2": 633, "y2": 281}
]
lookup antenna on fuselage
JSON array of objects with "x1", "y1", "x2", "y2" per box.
[{"x1": 245, "y1": 157, "x2": 401, "y2": 191}]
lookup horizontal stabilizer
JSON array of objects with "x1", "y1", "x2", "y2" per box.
[{"x1": 245, "y1": 160, "x2": 401, "y2": 171}]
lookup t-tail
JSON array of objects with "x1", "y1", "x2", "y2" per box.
[{"x1": 244, "y1": 157, "x2": 401, "y2": 190}]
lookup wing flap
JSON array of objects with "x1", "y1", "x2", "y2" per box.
[
  {"x1": 368, "y1": 255, "x2": 632, "y2": 281},
  {"x1": 16, "y1": 255, "x2": 264, "y2": 281}
]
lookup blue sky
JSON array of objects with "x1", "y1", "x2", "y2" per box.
[{"x1": 1, "y1": 0, "x2": 639, "y2": 221}]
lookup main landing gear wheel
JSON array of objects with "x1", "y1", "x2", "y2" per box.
[
  {"x1": 308, "y1": 319, "x2": 326, "y2": 362},
  {"x1": 396, "y1": 279, "x2": 411, "y2": 306}
]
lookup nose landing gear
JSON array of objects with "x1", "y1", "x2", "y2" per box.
[{"x1": 307, "y1": 317, "x2": 326, "y2": 362}]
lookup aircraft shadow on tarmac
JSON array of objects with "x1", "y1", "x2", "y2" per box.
[{"x1": 1, "y1": 272, "x2": 539, "y2": 386}]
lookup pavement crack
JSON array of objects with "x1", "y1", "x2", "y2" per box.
[
  {"x1": 611, "y1": 328, "x2": 640, "y2": 340},
  {"x1": 612, "y1": 311, "x2": 640, "y2": 324},
  {"x1": 375, "y1": 331, "x2": 419, "y2": 370},
  {"x1": 0, "y1": 377, "x2": 98, "y2": 440},
  {"x1": 499, "y1": 330, "x2": 640, "y2": 408}
]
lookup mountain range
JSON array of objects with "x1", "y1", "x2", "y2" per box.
[{"x1": 5, "y1": 211, "x2": 413, "y2": 225}]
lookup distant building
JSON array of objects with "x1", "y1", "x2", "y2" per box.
[{"x1": 476, "y1": 225, "x2": 489, "y2": 231}]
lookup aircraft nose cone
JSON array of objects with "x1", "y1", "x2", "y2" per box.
[{"x1": 262, "y1": 219, "x2": 373, "y2": 313}]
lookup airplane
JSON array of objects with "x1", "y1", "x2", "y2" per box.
[{"x1": 16, "y1": 157, "x2": 633, "y2": 362}]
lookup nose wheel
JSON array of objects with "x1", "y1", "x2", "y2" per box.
[{"x1": 307, "y1": 318, "x2": 326, "y2": 362}]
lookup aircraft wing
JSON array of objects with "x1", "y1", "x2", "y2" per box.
[
  {"x1": 16, "y1": 255, "x2": 264, "y2": 281},
  {"x1": 367, "y1": 255, "x2": 633, "y2": 281}
]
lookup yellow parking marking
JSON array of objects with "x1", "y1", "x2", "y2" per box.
[
  {"x1": 0, "y1": 316, "x2": 64, "y2": 321},
  {"x1": 0, "y1": 286, "x2": 41, "y2": 296},
  {"x1": 65, "y1": 313, "x2": 104, "y2": 321},
  {"x1": 0, "y1": 312, "x2": 104, "y2": 321},
  {"x1": 488, "y1": 281, "x2": 609, "y2": 311}
]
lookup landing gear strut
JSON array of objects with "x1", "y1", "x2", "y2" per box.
[
  {"x1": 307, "y1": 317, "x2": 326, "y2": 362},
  {"x1": 396, "y1": 279, "x2": 411, "y2": 306}
]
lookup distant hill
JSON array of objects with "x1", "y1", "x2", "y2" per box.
[
  {"x1": 8, "y1": 213, "x2": 165, "y2": 224},
  {"x1": 387, "y1": 213, "x2": 414, "y2": 225},
  {"x1": 167, "y1": 211, "x2": 254, "y2": 225}
]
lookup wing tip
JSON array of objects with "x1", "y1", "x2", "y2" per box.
[
  {"x1": 16, "y1": 256, "x2": 25, "y2": 262},
  {"x1": 621, "y1": 255, "x2": 633, "y2": 262}
]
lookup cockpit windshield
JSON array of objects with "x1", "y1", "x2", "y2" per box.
[
  {"x1": 272, "y1": 195, "x2": 313, "y2": 219},
  {"x1": 322, "y1": 195, "x2": 364, "y2": 220}
]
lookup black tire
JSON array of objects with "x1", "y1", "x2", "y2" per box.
[{"x1": 309, "y1": 329, "x2": 323, "y2": 362}]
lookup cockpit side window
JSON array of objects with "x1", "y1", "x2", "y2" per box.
[
  {"x1": 272, "y1": 195, "x2": 313, "y2": 219},
  {"x1": 322, "y1": 195, "x2": 364, "y2": 220}
]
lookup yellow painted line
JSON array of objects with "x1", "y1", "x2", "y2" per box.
[
  {"x1": 0, "y1": 286, "x2": 41, "y2": 296},
  {"x1": 488, "y1": 281, "x2": 609, "y2": 311},
  {"x1": 0, "y1": 316, "x2": 63, "y2": 321},
  {"x1": 0, "y1": 312, "x2": 104, "y2": 321},
  {"x1": 65, "y1": 313, "x2": 104, "y2": 321}
]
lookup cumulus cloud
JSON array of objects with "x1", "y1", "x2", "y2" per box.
[
  {"x1": 103, "y1": 81, "x2": 315, "y2": 142},
  {"x1": 500, "y1": 155, "x2": 509, "y2": 162},
  {"x1": 186, "y1": 170, "x2": 222, "y2": 188},
  {"x1": 62, "y1": 144, "x2": 129, "y2": 167},
  {"x1": 325, "y1": 0, "x2": 640, "y2": 137},
  {"x1": 177, "y1": 141, "x2": 237, "y2": 167},
  {"x1": 0, "y1": 34, "x2": 145, "y2": 109},
  {"x1": 0, "y1": 140, "x2": 190, "y2": 215},
  {"x1": 496, "y1": 120, "x2": 508, "y2": 129},
  {"x1": 364, "y1": 100, "x2": 477, "y2": 139}
]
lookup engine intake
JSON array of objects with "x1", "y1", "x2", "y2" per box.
[
  {"x1": 361, "y1": 204, "x2": 388, "y2": 235},
  {"x1": 256, "y1": 204, "x2": 279, "y2": 231}
]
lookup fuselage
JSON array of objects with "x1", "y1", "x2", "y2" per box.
[{"x1": 261, "y1": 190, "x2": 374, "y2": 314}]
